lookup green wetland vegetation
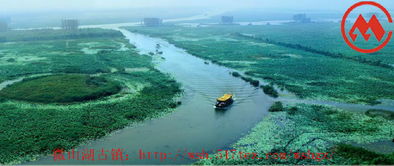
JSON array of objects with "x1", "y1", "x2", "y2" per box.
[
  {"x1": 365, "y1": 109, "x2": 394, "y2": 120},
  {"x1": 0, "y1": 28, "x2": 123, "y2": 42},
  {"x1": 261, "y1": 84, "x2": 278, "y2": 98},
  {"x1": 196, "y1": 104, "x2": 394, "y2": 165},
  {"x1": 126, "y1": 24, "x2": 394, "y2": 104},
  {"x1": 125, "y1": 24, "x2": 394, "y2": 165},
  {"x1": 0, "y1": 74, "x2": 122, "y2": 103},
  {"x1": 0, "y1": 29, "x2": 181, "y2": 164},
  {"x1": 0, "y1": 22, "x2": 392, "y2": 165}
]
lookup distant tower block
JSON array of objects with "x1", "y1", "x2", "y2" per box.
[
  {"x1": 0, "y1": 21, "x2": 8, "y2": 32},
  {"x1": 293, "y1": 14, "x2": 311, "y2": 23},
  {"x1": 61, "y1": 19, "x2": 79, "y2": 31},
  {"x1": 143, "y1": 18, "x2": 162, "y2": 27},
  {"x1": 221, "y1": 16, "x2": 234, "y2": 24}
]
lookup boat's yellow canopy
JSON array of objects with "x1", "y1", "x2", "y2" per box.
[{"x1": 217, "y1": 94, "x2": 233, "y2": 102}]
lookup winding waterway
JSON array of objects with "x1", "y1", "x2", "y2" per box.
[
  {"x1": 29, "y1": 28, "x2": 274, "y2": 165},
  {"x1": 23, "y1": 20, "x2": 394, "y2": 165}
]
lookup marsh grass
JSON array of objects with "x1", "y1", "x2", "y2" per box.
[
  {"x1": 261, "y1": 84, "x2": 279, "y2": 98},
  {"x1": 365, "y1": 109, "x2": 394, "y2": 120},
  {"x1": 125, "y1": 25, "x2": 394, "y2": 104},
  {"x1": 333, "y1": 144, "x2": 394, "y2": 165},
  {"x1": 0, "y1": 29, "x2": 123, "y2": 42},
  {"x1": 268, "y1": 101, "x2": 283, "y2": 112},
  {"x1": 196, "y1": 104, "x2": 394, "y2": 165},
  {"x1": 0, "y1": 29, "x2": 181, "y2": 164},
  {"x1": 0, "y1": 74, "x2": 122, "y2": 103}
]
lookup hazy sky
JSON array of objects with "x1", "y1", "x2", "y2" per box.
[{"x1": 1, "y1": 0, "x2": 393, "y2": 12}]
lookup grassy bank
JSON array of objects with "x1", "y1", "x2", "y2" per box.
[
  {"x1": 0, "y1": 29, "x2": 181, "y2": 164},
  {"x1": 125, "y1": 25, "x2": 394, "y2": 104},
  {"x1": 196, "y1": 104, "x2": 394, "y2": 165},
  {"x1": 365, "y1": 109, "x2": 394, "y2": 120}
]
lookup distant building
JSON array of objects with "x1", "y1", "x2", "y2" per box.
[
  {"x1": 221, "y1": 16, "x2": 234, "y2": 24},
  {"x1": 61, "y1": 19, "x2": 79, "y2": 31},
  {"x1": 293, "y1": 14, "x2": 311, "y2": 23},
  {"x1": 143, "y1": 18, "x2": 162, "y2": 27},
  {"x1": 0, "y1": 17, "x2": 9, "y2": 32},
  {"x1": 0, "y1": 21, "x2": 8, "y2": 32}
]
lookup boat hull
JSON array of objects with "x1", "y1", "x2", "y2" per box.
[{"x1": 215, "y1": 99, "x2": 234, "y2": 109}]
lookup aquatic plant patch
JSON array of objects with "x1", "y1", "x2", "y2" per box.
[
  {"x1": 196, "y1": 104, "x2": 394, "y2": 165},
  {"x1": 0, "y1": 74, "x2": 122, "y2": 103}
]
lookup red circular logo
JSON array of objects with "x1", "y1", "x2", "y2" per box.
[{"x1": 341, "y1": 1, "x2": 393, "y2": 53}]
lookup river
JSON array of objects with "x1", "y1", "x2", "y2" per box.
[
  {"x1": 22, "y1": 18, "x2": 394, "y2": 164},
  {"x1": 28, "y1": 28, "x2": 274, "y2": 165}
]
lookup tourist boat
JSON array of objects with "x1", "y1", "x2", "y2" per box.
[{"x1": 215, "y1": 94, "x2": 234, "y2": 109}]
